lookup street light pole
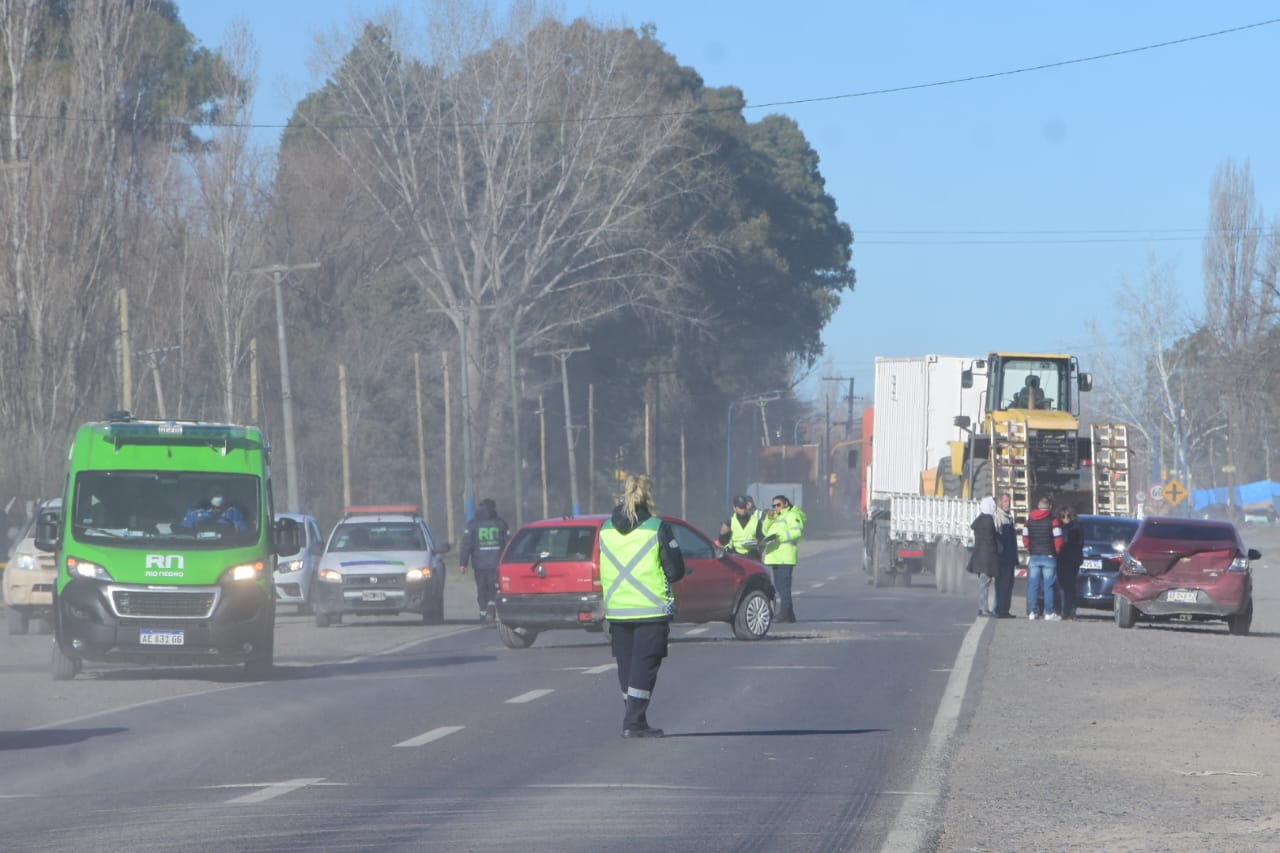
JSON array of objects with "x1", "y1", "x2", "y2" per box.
[
  {"x1": 251, "y1": 262, "x2": 321, "y2": 513},
  {"x1": 538, "y1": 345, "x2": 590, "y2": 516}
]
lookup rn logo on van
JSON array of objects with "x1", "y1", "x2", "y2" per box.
[{"x1": 145, "y1": 554, "x2": 185, "y2": 578}]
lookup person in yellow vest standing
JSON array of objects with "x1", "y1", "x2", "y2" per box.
[
  {"x1": 761, "y1": 494, "x2": 806, "y2": 623},
  {"x1": 716, "y1": 494, "x2": 763, "y2": 559},
  {"x1": 600, "y1": 474, "x2": 686, "y2": 739}
]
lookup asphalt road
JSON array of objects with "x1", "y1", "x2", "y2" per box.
[{"x1": 0, "y1": 537, "x2": 980, "y2": 852}]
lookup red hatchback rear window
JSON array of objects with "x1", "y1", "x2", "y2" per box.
[
  {"x1": 1143, "y1": 521, "x2": 1236, "y2": 542},
  {"x1": 505, "y1": 525, "x2": 597, "y2": 561}
]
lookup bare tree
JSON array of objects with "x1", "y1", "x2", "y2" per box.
[
  {"x1": 1202, "y1": 159, "x2": 1280, "y2": 483},
  {"x1": 294, "y1": 0, "x2": 716, "y2": 498}
]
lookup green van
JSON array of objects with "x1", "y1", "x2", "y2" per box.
[{"x1": 36, "y1": 413, "x2": 301, "y2": 680}]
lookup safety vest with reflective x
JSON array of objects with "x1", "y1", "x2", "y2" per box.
[{"x1": 599, "y1": 516, "x2": 674, "y2": 621}]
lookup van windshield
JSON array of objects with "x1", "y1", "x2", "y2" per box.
[{"x1": 71, "y1": 471, "x2": 260, "y2": 547}]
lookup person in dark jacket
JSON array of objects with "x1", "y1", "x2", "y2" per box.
[
  {"x1": 459, "y1": 498, "x2": 509, "y2": 624},
  {"x1": 969, "y1": 496, "x2": 1001, "y2": 617},
  {"x1": 1056, "y1": 506, "x2": 1084, "y2": 620},
  {"x1": 600, "y1": 474, "x2": 686, "y2": 738},
  {"x1": 993, "y1": 493, "x2": 1018, "y2": 618}
]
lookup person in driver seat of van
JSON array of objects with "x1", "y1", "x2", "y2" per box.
[
  {"x1": 601, "y1": 474, "x2": 685, "y2": 739},
  {"x1": 179, "y1": 494, "x2": 247, "y2": 531},
  {"x1": 1011, "y1": 375, "x2": 1045, "y2": 409}
]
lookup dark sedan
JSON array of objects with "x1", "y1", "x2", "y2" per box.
[{"x1": 1074, "y1": 515, "x2": 1141, "y2": 611}]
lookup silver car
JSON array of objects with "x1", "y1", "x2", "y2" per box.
[{"x1": 273, "y1": 512, "x2": 325, "y2": 614}]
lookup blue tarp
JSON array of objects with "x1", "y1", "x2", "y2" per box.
[{"x1": 1191, "y1": 480, "x2": 1280, "y2": 512}]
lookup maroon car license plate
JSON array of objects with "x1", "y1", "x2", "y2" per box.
[{"x1": 1167, "y1": 589, "x2": 1199, "y2": 604}]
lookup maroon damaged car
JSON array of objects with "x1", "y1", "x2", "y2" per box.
[{"x1": 1113, "y1": 516, "x2": 1260, "y2": 635}]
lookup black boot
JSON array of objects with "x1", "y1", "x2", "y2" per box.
[
  {"x1": 622, "y1": 696, "x2": 663, "y2": 738},
  {"x1": 778, "y1": 607, "x2": 796, "y2": 623}
]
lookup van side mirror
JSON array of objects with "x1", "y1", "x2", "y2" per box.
[
  {"x1": 847, "y1": 449, "x2": 858, "y2": 469},
  {"x1": 436, "y1": 541, "x2": 452, "y2": 555},
  {"x1": 34, "y1": 509, "x2": 61, "y2": 553},
  {"x1": 272, "y1": 516, "x2": 303, "y2": 555},
  {"x1": 961, "y1": 369, "x2": 973, "y2": 389},
  {"x1": 1078, "y1": 373, "x2": 1093, "y2": 392}
]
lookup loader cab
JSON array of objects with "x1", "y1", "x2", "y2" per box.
[{"x1": 982, "y1": 353, "x2": 1089, "y2": 416}]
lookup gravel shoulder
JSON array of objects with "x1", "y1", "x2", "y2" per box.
[{"x1": 932, "y1": 524, "x2": 1280, "y2": 852}]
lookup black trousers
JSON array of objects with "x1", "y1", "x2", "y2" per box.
[
  {"x1": 994, "y1": 561, "x2": 1016, "y2": 616},
  {"x1": 610, "y1": 621, "x2": 670, "y2": 728},
  {"x1": 1056, "y1": 561, "x2": 1080, "y2": 616},
  {"x1": 471, "y1": 566, "x2": 497, "y2": 614}
]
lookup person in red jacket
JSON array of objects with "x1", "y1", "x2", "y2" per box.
[{"x1": 1021, "y1": 496, "x2": 1063, "y2": 621}]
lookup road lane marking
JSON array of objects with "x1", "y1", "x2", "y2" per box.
[
  {"x1": 881, "y1": 614, "x2": 989, "y2": 853},
  {"x1": 810, "y1": 582, "x2": 826, "y2": 589},
  {"x1": 225, "y1": 778, "x2": 327, "y2": 804},
  {"x1": 529, "y1": 783, "x2": 712, "y2": 790},
  {"x1": 582, "y1": 663, "x2": 616, "y2": 675},
  {"x1": 394, "y1": 725, "x2": 465, "y2": 747},
  {"x1": 684, "y1": 626, "x2": 709, "y2": 635},
  {"x1": 506, "y1": 689, "x2": 554, "y2": 704},
  {"x1": 735, "y1": 665, "x2": 834, "y2": 670}
]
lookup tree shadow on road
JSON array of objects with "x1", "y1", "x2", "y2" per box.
[{"x1": 0, "y1": 727, "x2": 127, "y2": 751}]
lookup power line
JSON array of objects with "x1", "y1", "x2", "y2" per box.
[{"x1": 5, "y1": 18, "x2": 1276, "y2": 131}]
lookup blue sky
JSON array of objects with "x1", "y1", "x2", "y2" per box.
[{"x1": 176, "y1": 1, "x2": 1279, "y2": 403}]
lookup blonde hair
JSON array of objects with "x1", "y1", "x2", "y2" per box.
[{"x1": 619, "y1": 474, "x2": 657, "y2": 526}]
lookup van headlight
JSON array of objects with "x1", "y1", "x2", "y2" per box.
[
  {"x1": 12, "y1": 554, "x2": 37, "y2": 571},
  {"x1": 67, "y1": 557, "x2": 113, "y2": 581},
  {"x1": 319, "y1": 569, "x2": 343, "y2": 583},
  {"x1": 406, "y1": 567, "x2": 433, "y2": 582},
  {"x1": 226, "y1": 562, "x2": 265, "y2": 582},
  {"x1": 276, "y1": 559, "x2": 304, "y2": 574}
]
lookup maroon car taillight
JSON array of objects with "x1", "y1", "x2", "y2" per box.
[{"x1": 1229, "y1": 556, "x2": 1250, "y2": 573}]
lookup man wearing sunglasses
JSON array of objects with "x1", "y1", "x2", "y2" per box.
[{"x1": 761, "y1": 495, "x2": 806, "y2": 622}]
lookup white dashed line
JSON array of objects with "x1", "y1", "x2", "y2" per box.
[
  {"x1": 810, "y1": 582, "x2": 826, "y2": 589},
  {"x1": 582, "y1": 663, "x2": 617, "y2": 675},
  {"x1": 506, "y1": 689, "x2": 554, "y2": 704},
  {"x1": 684, "y1": 626, "x2": 709, "y2": 635},
  {"x1": 224, "y1": 778, "x2": 327, "y2": 804},
  {"x1": 394, "y1": 725, "x2": 465, "y2": 747}
]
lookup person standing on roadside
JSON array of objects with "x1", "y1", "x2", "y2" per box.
[
  {"x1": 459, "y1": 498, "x2": 509, "y2": 624},
  {"x1": 1022, "y1": 496, "x2": 1063, "y2": 621},
  {"x1": 600, "y1": 474, "x2": 686, "y2": 739},
  {"x1": 717, "y1": 494, "x2": 763, "y2": 559},
  {"x1": 970, "y1": 497, "x2": 1000, "y2": 617},
  {"x1": 992, "y1": 493, "x2": 1018, "y2": 618},
  {"x1": 1056, "y1": 506, "x2": 1084, "y2": 620},
  {"x1": 761, "y1": 495, "x2": 806, "y2": 623}
]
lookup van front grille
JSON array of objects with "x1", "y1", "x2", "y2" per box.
[{"x1": 112, "y1": 589, "x2": 217, "y2": 618}]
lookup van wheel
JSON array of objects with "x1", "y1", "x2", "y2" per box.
[
  {"x1": 1114, "y1": 596, "x2": 1136, "y2": 629},
  {"x1": 7, "y1": 607, "x2": 29, "y2": 635},
  {"x1": 732, "y1": 590, "x2": 773, "y2": 640},
  {"x1": 51, "y1": 640, "x2": 80, "y2": 681},
  {"x1": 498, "y1": 622, "x2": 538, "y2": 649},
  {"x1": 1228, "y1": 598, "x2": 1253, "y2": 636},
  {"x1": 315, "y1": 611, "x2": 331, "y2": 628},
  {"x1": 243, "y1": 631, "x2": 275, "y2": 681}
]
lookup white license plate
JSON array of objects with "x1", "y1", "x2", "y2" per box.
[
  {"x1": 1081, "y1": 559, "x2": 1103, "y2": 569},
  {"x1": 140, "y1": 629, "x2": 185, "y2": 646},
  {"x1": 361, "y1": 591, "x2": 387, "y2": 602},
  {"x1": 1167, "y1": 589, "x2": 1199, "y2": 604}
]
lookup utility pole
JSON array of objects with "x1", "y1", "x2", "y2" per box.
[
  {"x1": 414, "y1": 352, "x2": 430, "y2": 526},
  {"x1": 135, "y1": 346, "x2": 179, "y2": 419},
  {"x1": 119, "y1": 289, "x2": 133, "y2": 413},
  {"x1": 823, "y1": 376, "x2": 856, "y2": 437},
  {"x1": 538, "y1": 345, "x2": 590, "y2": 516},
  {"x1": 249, "y1": 261, "x2": 321, "y2": 513}
]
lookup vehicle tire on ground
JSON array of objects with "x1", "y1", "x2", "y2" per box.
[
  {"x1": 871, "y1": 517, "x2": 892, "y2": 588},
  {"x1": 1228, "y1": 597, "x2": 1253, "y2": 636},
  {"x1": 894, "y1": 568, "x2": 912, "y2": 587},
  {"x1": 732, "y1": 589, "x2": 773, "y2": 640},
  {"x1": 243, "y1": 630, "x2": 274, "y2": 681},
  {"x1": 7, "y1": 606, "x2": 29, "y2": 635},
  {"x1": 966, "y1": 459, "x2": 992, "y2": 501},
  {"x1": 935, "y1": 542, "x2": 952, "y2": 594},
  {"x1": 1114, "y1": 595, "x2": 1136, "y2": 629},
  {"x1": 298, "y1": 598, "x2": 314, "y2": 616},
  {"x1": 422, "y1": 585, "x2": 445, "y2": 625},
  {"x1": 497, "y1": 621, "x2": 538, "y2": 649},
  {"x1": 51, "y1": 640, "x2": 80, "y2": 681},
  {"x1": 315, "y1": 611, "x2": 332, "y2": 628},
  {"x1": 34, "y1": 616, "x2": 53, "y2": 635}
]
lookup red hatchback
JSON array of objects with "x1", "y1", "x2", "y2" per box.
[
  {"x1": 1113, "y1": 515, "x2": 1260, "y2": 635},
  {"x1": 495, "y1": 514, "x2": 776, "y2": 649}
]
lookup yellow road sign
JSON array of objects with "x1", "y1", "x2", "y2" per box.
[{"x1": 1162, "y1": 479, "x2": 1188, "y2": 506}]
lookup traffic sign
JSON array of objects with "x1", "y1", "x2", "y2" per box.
[
  {"x1": 1135, "y1": 490, "x2": 1146, "y2": 504},
  {"x1": 1149, "y1": 484, "x2": 1164, "y2": 500},
  {"x1": 1162, "y1": 479, "x2": 1188, "y2": 507}
]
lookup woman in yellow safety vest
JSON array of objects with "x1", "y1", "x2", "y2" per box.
[{"x1": 600, "y1": 474, "x2": 686, "y2": 738}]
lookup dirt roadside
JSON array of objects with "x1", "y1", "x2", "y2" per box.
[{"x1": 932, "y1": 524, "x2": 1280, "y2": 852}]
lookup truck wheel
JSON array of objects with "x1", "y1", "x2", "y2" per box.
[
  {"x1": 935, "y1": 542, "x2": 951, "y2": 593},
  {"x1": 51, "y1": 640, "x2": 80, "y2": 681},
  {"x1": 498, "y1": 622, "x2": 538, "y2": 649},
  {"x1": 894, "y1": 569, "x2": 912, "y2": 587},
  {"x1": 871, "y1": 519, "x2": 892, "y2": 588},
  {"x1": 966, "y1": 459, "x2": 993, "y2": 501},
  {"x1": 7, "y1": 606, "x2": 29, "y2": 635},
  {"x1": 937, "y1": 456, "x2": 962, "y2": 497}
]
